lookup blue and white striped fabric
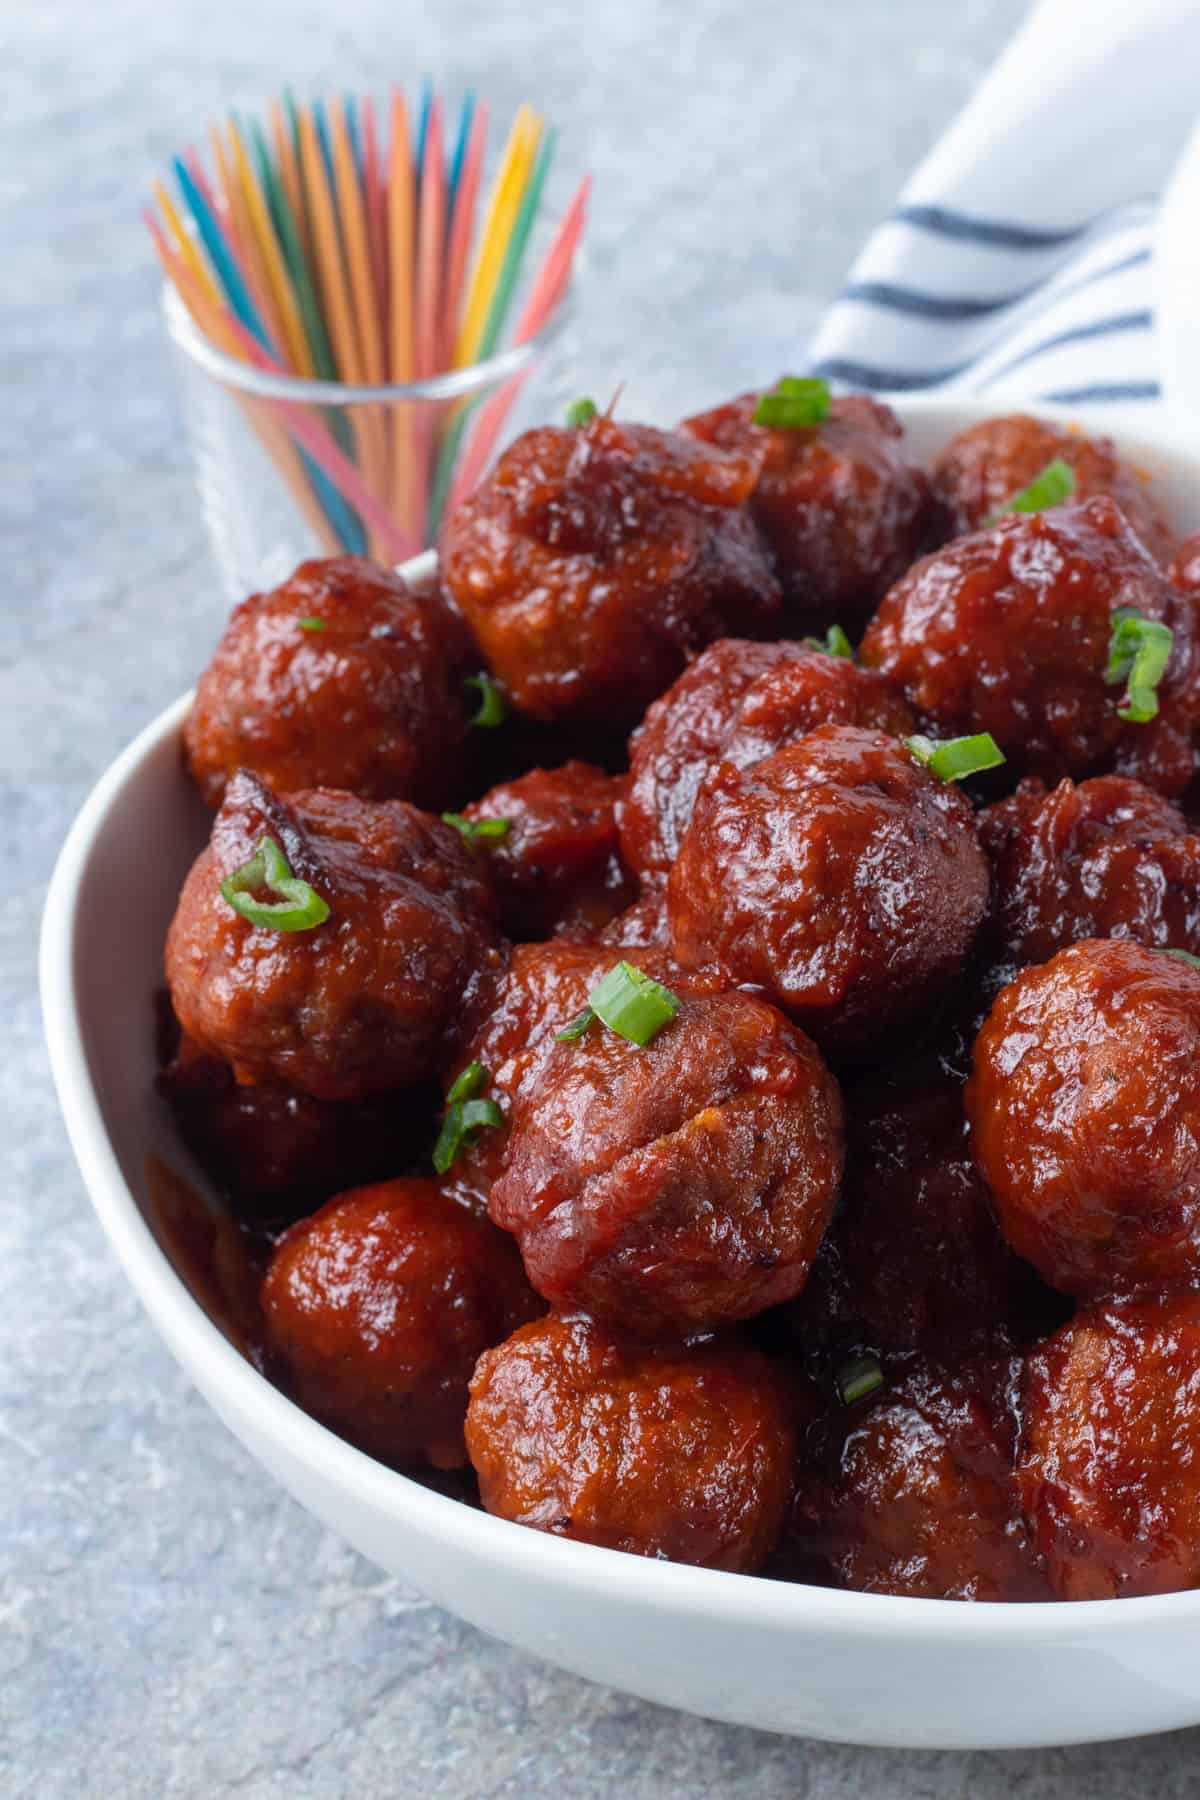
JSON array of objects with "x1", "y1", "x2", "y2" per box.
[{"x1": 808, "y1": 0, "x2": 1200, "y2": 414}]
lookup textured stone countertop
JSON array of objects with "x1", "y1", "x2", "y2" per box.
[{"x1": 9, "y1": 0, "x2": 1200, "y2": 1793}]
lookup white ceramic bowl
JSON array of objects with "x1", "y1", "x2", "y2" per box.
[{"x1": 41, "y1": 397, "x2": 1200, "y2": 1751}]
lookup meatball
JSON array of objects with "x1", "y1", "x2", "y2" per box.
[
  {"x1": 979, "y1": 774, "x2": 1200, "y2": 984},
  {"x1": 790, "y1": 1341, "x2": 1048, "y2": 1600},
  {"x1": 166, "y1": 772, "x2": 500, "y2": 1100},
  {"x1": 184, "y1": 557, "x2": 473, "y2": 808},
  {"x1": 860, "y1": 497, "x2": 1200, "y2": 792},
  {"x1": 262, "y1": 1178, "x2": 541, "y2": 1468},
  {"x1": 438, "y1": 412, "x2": 781, "y2": 727},
  {"x1": 968, "y1": 939, "x2": 1200, "y2": 1297},
  {"x1": 157, "y1": 1032, "x2": 430, "y2": 1216},
  {"x1": 1018, "y1": 1293, "x2": 1200, "y2": 1599},
  {"x1": 932, "y1": 413, "x2": 1174, "y2": 562},
  {"x1": 619, "y1": 638, "x2": 913, "y2": 881},
  {"x1": 461, "y1": 761, "x2": 635, "y2": 939},
  {"x1": 834, "y1": 1069, "x2": 1044, "y2": 1351},
  {"x1": 681, "y1": 391, "x2": 931, "y2": 631},
  {"x1": 490, "y1": 987, "x2": 844, "y2": 1338},
  {"x1": 466, "y1": 1313, "x2": 795, "y2": 1571},
  {"x1": 668, "y1": 725, "x2": 989, "y2": 1057}
]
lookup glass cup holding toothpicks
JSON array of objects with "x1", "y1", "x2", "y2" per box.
[{"x1": 149, "y1": 90, "x2": 588, "y2": 598}]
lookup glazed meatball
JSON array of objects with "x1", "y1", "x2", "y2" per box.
[
  {"x1": 490, "y1": 987, "x2": 844, "y2": 1337},
  {"x1": 860, "y1": 498, "x2": 1200, "y2": 793},
  {"x1": 438, "y1": 413, "x2": 781, "y2": 727},
  {"x1": 681, "y1": 391, "x2": 931, "y2": 631},
  {"x1": 262, "y1": 1178, "x2": 540, "y2": 1468},
  {"x1": 184, "y1": 557, "x2": 473, "y2": 808},
  {"x1": 1171, "y1": 533, "x2": 1200, "y2": 596},
  {"x1": 833, "y1": 1069, "x2": 1044, "y2": 1351},
  {"x1": 461, "y1": 761, "x2": 635, "y2": 939},
  {"x1": 157, "y1": 1033, "x2": 430, "y2": 1215},
  {"x1": 619, "y1": 638, "x2": 913, "y2": 881},
  {"x1": 932, "y1": 413, "x2": 1174, "y2": 561},
  {"x1": 166, "y1": 772, "x2": 500, "y2": 1100},
  {"x1": 979, "y1": 774, "x2": 1200, "y2": 984},
  {"x1": 466, "y1": 1313, "x2": 795, "y2": 1570},
  {"x1": 1019, "y1": 1293, "x2": 1200, "y2": 1599},
  {"x1": 668, "y1": 726, "x2": 989, "y2": 1057},
  {"x1": 968, "y1": 939, "x2": 1200, "y2": 1297},
  {"x1": 791, "y1": 1341, "x2": 1048, "y2": 1601}
]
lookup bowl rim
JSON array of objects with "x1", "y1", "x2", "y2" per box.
[{"x1": 39, "y1": 391, "x2": 1200, "y2": 1644}]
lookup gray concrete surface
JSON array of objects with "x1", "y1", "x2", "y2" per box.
[{"x1": 11, "y1": 0, "x2": 1200, "y2": 1793}]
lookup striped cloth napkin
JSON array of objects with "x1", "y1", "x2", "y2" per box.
[{"x1": 808, "y1": 0, "x2": 1200, "y2": 421}]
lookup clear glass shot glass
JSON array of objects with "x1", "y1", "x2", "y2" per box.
[{"x1": 164, "y1": 282, "x2": 578, "y2": 601}]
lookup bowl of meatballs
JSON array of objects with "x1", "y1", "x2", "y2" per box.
[{"x1": 41, "y1": 385, "x2": 1200, "y2": 1749}]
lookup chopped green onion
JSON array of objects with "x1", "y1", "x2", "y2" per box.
[
  {"x1": 297, "y1": 616, "x2": 326, "y2": 632},
  {"x1": 433, "y1": 1064, "x2": 504, "y2": 1173},
  {"x1": 804, "y1": 623, "x2": 853, "y2": 660},
  {"x1": 588, "y1": 961, "x2": 680, "y2": 1047},
  {"x1": 1105, "y1": 607, "x2": 1173, "y2": 723},
  {"x1": 906, "y1": 731, "x2": 1005, "y2": 782},
  {"x1": 566, "y1": 397, "x2": 598, "y2": 428},
  {"x1": 1162, "y1": 949, "x2": 1200, "y2": 970},
  {"x1": 465, "y1": 671, "x2": 507, "y2": 728},
  {"x1": 441, "y1": 812, "x2": 512, "y2": 844},
  {"x1": 555, "y1": 1006, "x2": 596, "y2": 1043},
  {"x1": 836, "y1": 1354, "x2": 885, "y2": 1408},
  {"x1": 752, "y1": 376, "x2": 831, "y2": 430},
  {"x1": 446, "y1": 1060, "x2": 489, "y2": 1104},
  {"x1": 988, "y1": 457, "x2": 1076, "y2": 523},
  {"x1": 219, "y1": 836, "x2": 331, "y2": 932}
]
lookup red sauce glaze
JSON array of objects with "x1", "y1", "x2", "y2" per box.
[
  {"x1": 968, "y1": 939, "x2": 1200, "y2": 1298},
  {"x1": 618, "y1": 638, "x2": 913, "y2": 881},
  {"x1": 979, "y1": 774, "x2": 1200, "y2": 984},
  {"x1": 681, "y1": 392, "x2": 932, "y2": 631},
  {"x1": 184, "y1": 557, "x2": 474, "y2": 808},
  {"x1": 1018, "y1": 1292, "x2": 1200, "y2": 1599},
  {"x1": 466, "y1": 1312, "x2": 796, "y2": 1570},
  {"x1": 860, "y1": 498, "x2": 1200, "y2": 793},
  {"x1": 1171, "y1": 533, "x2": 1200, "y2": 595},
  {"x1": 490, "y1": 988, "x2": 844, "y2": 1338},
  {"x1": 166, "y1": 772, "x2": 501, "y2": 1100},
  {"x1": 261, "y1": 1178, "x2": 542, "y2": 1469},
  {"x1": 932, "y1": 414, "x2": 1175, "y2": 563},
  {"x1": 790, "y1": 1340, "x2": 1050, "y2": 1600},
  {"x1": 462, "y1": 760, "x2": 635, "y2": 940},
  {"x1": 438, "y1": 414, "x2": 781, "y2": 726},
  {"x1": 667, "y1": 725, "x2": 989, "y2": 1058}
]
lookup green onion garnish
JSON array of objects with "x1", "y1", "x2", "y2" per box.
[
  {"x1": 836, "y1": 1354, "x2": 885, "y2": 1408},
  {"x1": 1105, "y1": 607, "x2": 1173, "y2": 724},
  {"x1": 566, "y1": 397, "x2": 598, "y2": 428},
  {"x1": 433, "y1": 1062, "x2": 503, "y2": 1173},
  {"x1": 906, "y1": 731, "x2": 1005, "y2": 783},
  {"x1": 804, "y1": 623, "x2": 853, "y2": 660},
  {"x1": 988, "y1": 457, "x2": 1076, "y2": 523},
  {"x1": 441, "y1": 812, "x2": 512, "y2": 844},
  {"x1": 297, "y1": 616, "x2": 326, "y2": 632},
  {"x1": 556, "y1": 961, "x2": 681, "y2": 1048},
  {"x1": 447, "y1": 1060, "x2": 488, "y2": 1103},
  {"x1": 1162, "y1": 949, "x2": 1200, "y2": 970},
  {"x1": 555, "y1": 1006, "x2": 596, "y2": 1043},
  {"x1": 219, "y1": 836, "x2": 330, "y2": 932},
  {"x1": 465, "y1": 671, "x2": 507, "y2": 728},
  {"x1": 752, "y1": 376, "x2": 831, "y2": 430}
]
